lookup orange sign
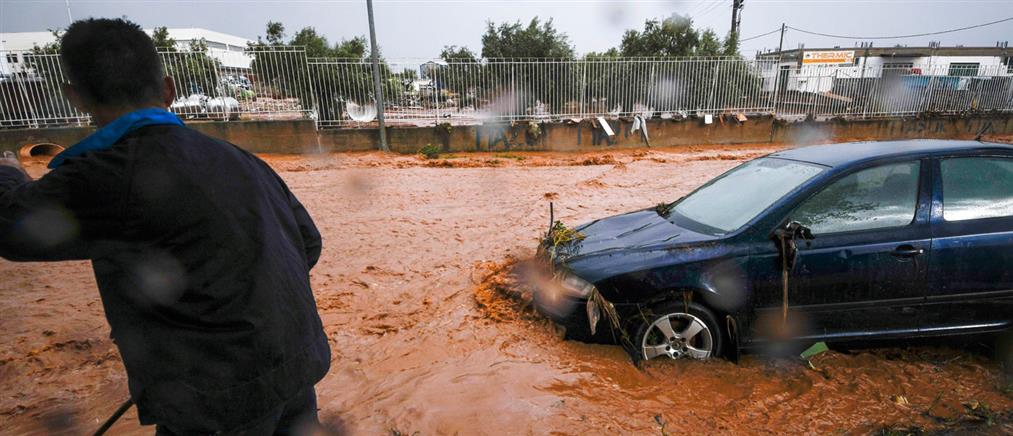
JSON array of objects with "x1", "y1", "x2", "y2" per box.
[{"x1": 802, "y1": 50, "x2": 855, "y2": 65}]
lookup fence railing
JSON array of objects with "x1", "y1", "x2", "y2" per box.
[
  {"x1": 771, "y1": 64, "x2": 1013, "y2": 120},
  {"x1": 2, "y1": 46, "x2": 1012, "y2": 130}
]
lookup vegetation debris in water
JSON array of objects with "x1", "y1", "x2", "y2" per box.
[
  {"x1": 419, "y1": 143, "x2": 441, "y2": 159},
  {"x1": 655, "y1": 201, "x2": 675, "y2": 216},
  {"x1": 543, "y1": 221, "x2": 585, "y2": 262}
]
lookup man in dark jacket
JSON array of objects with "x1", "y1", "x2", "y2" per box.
[{"x1": 0, "y1": 18, "x2": 330, "y2": 434}]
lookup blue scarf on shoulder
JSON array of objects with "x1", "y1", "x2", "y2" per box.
[{"x1": 49, "y1": 108, "x2": 184, "y2": 169}]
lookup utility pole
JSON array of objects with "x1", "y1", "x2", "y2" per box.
[
  {"x1": 65, "y1": 0, "x2": 74, "y2": 24},
  {"x1": 770, "y1": 23, "x2": 786, "y2": 119},
  {"x1": 777, "y1": 22, "x2": 785, "y2": 54},
  {"x1": 366, "y1": 0, "x2": 389, "y2": 152},
  {"x1": 730, "y1": 0, "x2": 744, "y2": 39}
]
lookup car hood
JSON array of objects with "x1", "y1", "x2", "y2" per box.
[{"x1": 563, "y1": 209, "x2": 719, "y2": 260}]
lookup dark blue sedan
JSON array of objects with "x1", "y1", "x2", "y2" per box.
[{"x1": 536, "y1": 140, "x2": 1013, "y2": 362}]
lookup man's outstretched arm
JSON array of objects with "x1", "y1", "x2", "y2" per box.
[{"x1": 0, "y1": 152, "x2": 124, "y2": 261}]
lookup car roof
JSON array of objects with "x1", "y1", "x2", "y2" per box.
[{"x1": 769, "y1": 139, "x2": 1013, "y2": 168}]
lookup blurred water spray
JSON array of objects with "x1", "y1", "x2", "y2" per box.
[
  {"x1": 20, "y1": 207, "x2": 79, "y2": 248},
  {"x1": 132, "y1": 252, "x2": 187, "y2": 305}
]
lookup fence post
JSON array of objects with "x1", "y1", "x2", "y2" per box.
[
  {"x1": 366, "y1": 0, "x2": 389, "y2": 152},
  {"x1": 707, "y1": 61, "x2": 721, "y2": 113}
]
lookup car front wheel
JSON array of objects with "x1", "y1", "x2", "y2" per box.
[{"x1": 633, "y1": 301, "x2": 723, "y2": 362}]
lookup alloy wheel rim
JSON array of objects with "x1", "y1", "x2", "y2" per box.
[{"x1": 641, "y1": 312, "x2": 713, "y2": 361}]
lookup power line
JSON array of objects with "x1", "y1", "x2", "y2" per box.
[
  {"x1": 787, "y1": 15, "x2": 1013, "y2": 40},
  {"x1": 740, "y1": 27, "x2": 780, "y2": 42},
  {"x1": 698, "y1": 0, "x2": 730, "y2": 19}
]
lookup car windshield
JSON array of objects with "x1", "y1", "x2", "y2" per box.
[{"x1": 672, "y1": 158, "x2": 825, "y2": 234}]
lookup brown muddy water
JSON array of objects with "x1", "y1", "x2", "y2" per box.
[{"x1": 2, "y1": 145, "x2": 1010, "y2": 435}]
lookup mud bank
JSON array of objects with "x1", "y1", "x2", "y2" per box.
[{"x1": 1, "y1": 144, "x2": 1010, "y2": 434}]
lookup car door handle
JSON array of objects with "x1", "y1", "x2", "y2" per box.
[{"x1": 891, "y1": 245, "x2": 925, "y2": 258}]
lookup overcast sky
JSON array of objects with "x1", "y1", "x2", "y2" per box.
[{"x1": 1, "y1": 0, "x2": 1011, "y2": 58}]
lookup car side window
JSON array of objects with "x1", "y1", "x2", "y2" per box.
[
  {"x1": 792, "y1": 161, "x2": 921, "y2": 234},
  {"x1": 941, "y1": 156, "x2": 1013, "y2": 221}
]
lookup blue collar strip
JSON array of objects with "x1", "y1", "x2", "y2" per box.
[{"x1": 49, "y1": 108, "x2": 185, "y2": 169}]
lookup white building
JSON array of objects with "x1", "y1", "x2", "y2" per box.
[
  {"x1": 0, "y1": 27, "x2": 255, "y2": 75},
  {"x1": 759, "y1": 45, "x2": 1013, "y2": 93}
]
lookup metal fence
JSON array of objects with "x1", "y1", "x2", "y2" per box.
[
  {"x1": 1, "y1": 47, "x2": 314, "y2": 128},
  {"x1": 2, "y1": 46, "x2": 1012, "y2": 130},
  {"x1": 772, "y1": 64, "x2": 1013, "y2": 120},
  {"x1": 310, "y1": 57, "x2": 776, "y2": 127}
]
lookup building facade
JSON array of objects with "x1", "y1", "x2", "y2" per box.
[
  {"x1": 0, "y1": 27, "x2": 255, "y2": 76},
  {"x1": 760, "y1": 45, "x2": 1013, "y2": 93}
]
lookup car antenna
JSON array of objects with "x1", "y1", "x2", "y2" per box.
[
  {"x1": 974, "y1": 121, "x2": 993, "y2": 142},
  {"x1": 547, "y1": 202, "x2": 555, "y2": 238}
]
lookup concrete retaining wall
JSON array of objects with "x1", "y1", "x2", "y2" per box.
[
  {"x1": 0, "y1": 119, "x2": 320, "y2": 155},
  {"x1": 3, "y1": 115, "x2": 1011, "y2": 157}
]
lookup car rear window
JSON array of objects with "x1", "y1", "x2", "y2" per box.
[{"x1": 941, "y1": 156, "x2": 1013, "y2": 221}]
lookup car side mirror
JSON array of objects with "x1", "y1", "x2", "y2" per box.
[
  {"x1": 772, "y1": 221, "x2": 814, "y2": 270},
  {"x1": 773, "y1": 220, "x2": 813, "y2": 240}
]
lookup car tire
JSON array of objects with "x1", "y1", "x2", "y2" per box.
[{"x1": 629, "y1": 300, "x2": 724, "y2": 364}]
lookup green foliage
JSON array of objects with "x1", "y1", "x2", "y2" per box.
[
  {"x1": 248, "y1": 21, "x2": 388, "y2": 121},
  {"x1": 166, "y1": 39, "x2": 222, "y2": 96},
  {"x1": 333, "y1": 37, "x2": 368, "y2": 59},
  {"x1": 655, "y1": 202, "x2": 675, "y2": 217},
  {"x1": 544, "y1": 221, "x2": 585, "y2": 251},
  {"x1": 290, "y1": 27, "x2": 332, "y2": 58},
  {"x1": 617, "y1": 14, "x2": 738, "y2": 58},
  {"x1": 151, "y1": 26, "x2": 176, "y2": 50},
  {"x1": 583, "y1": 48, "x2": 621, "y2": 60},
  {"x1": 481, "y1": 17, "x2": 575, "y2": 59},
  {"x1": 437, "y1": 122, "x2": 453, "y2": 135},
  {"x1": 30, "y1": 28, "x2": 63, "y2": 55},
  {"x1": 526, "y1": 121, "x2": 541, "y2": 139},
  {"x1": 440, "y1": 45, "x2": 478, "y2": 62},
  {"x1": 418, "y1": 143, "x2": 441, "y2": 159},
  {"x1": 265, "y1": 21, "x2": 286, "y2": 45}
]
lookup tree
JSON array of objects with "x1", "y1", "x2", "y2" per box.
[
  {"x1": 583, "y1": 48, "x2": 620, "y2": 60},
  {"x1": 440, "y1": 45, "x2": 478, "y2": 62},
  {"x1": 620, "y1": 14, "x2": 721, "y2": 57},
  {"x1": 265, "y1": 21, "x2": 285, "y2": 45},
  {"x1": 290, "y1": 27, "x2": 332, "y2": 58},
  {"x1": 30, "y1": 28, "x2": 63, "y2": 55},
  {"x1": 247, "y1": 21, "x2": 397, "y2": 122},
  {"x1": 573, "y1": 14, "x2": 761, "y2": 115},
  {"x1": 481, "y1": 17, "x2": 574, "y2": 59},
  {"x1": 165, "y1": 38, "x2": 222, "y2": 97},
  {"x1": 722, "y1": 31, "x2": 741, "y2": 57},
  {"x1": 477, "y1": 18, "x2": 579, "y2": 116},
  {"x1": 333, "y1": 37, "x2": 368, "y2": 59},
  {"x1": 151, "y1": 26, "x2": 176, "y2": 50}
]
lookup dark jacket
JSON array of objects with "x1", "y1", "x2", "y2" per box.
[{"x1": 0, "y1": 125, "x2": 330, "y2": 431}]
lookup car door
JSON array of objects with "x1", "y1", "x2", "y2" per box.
[
  {"x1": 751, "y1": 159, "x2": 932, "y2": 341},
  {"x1": 921, "y1": 154, "x2": 1013, "y2": 333}
]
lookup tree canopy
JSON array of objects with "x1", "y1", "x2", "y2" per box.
[
  {"x1": 151, "y1": 26, "x2": 176, "y2": 50},
  {"x1": 481, "y1": 17, "x2": 574, "y2": 59},
  {"x1": 440, "y1": 45, "x2": 478, "y2": 62},
  {"x1": 252, "y1": 22, "x2": 371, "y2": 60},
  {"x1": 616, "y1": 14, "x2": 739, "y2": 58}
]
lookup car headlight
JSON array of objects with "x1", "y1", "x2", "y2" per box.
[{"x1": 559, "y1": 272, "x2": 596, "y2": 299}]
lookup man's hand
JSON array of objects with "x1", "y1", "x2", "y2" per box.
[{"x1": 0, "y1": 151, "x2": 29, "y2": 179}]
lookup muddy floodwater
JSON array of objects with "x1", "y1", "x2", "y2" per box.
[{"x1": 2, "y1": 144, "x2": 1010, "y2": 434}]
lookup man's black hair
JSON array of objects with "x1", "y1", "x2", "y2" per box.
[{"x1": 60, "y1": 18, "x2": 165, "y2": 107}]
